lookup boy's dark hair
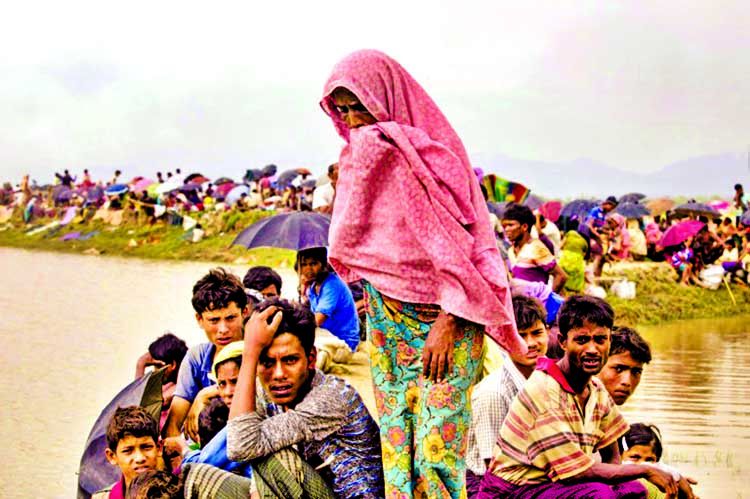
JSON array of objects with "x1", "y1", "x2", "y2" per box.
[
  {"x1": 327, "y1": 163, "x2": 337, "y2": 175},
  {"x1": 502, "y1": 203, "x2": 535, "y2": 232},
  {"x1": 148, "y1": 333, "x2": 188, "y2": 367},
  {"x1": 610, "y1": 326, "x2": 652, "y2": 364},
  {"x1": 735, "y1": 183, "x2": 743, "y2": 191},
  {"x1": 126, "y1": 469, "x2": 184, "y2": 499},
  {"x1": 255, "y1": 298, "x2": 317, "y2": 355},
  {"x1": 623, "y1": 423, "x2": 663, "y2": 461},
  {"x1": 558, "y1": 295, "x2": 614, "y2": 340},
  {"x1": 191, "y1": 268, "x2": 247, "y2": 315},
  {"x1": 296, "y1": 246, "x2": 328, "y2": 266},
  {"x1": 243, "y1": 266, "x2": 282, "y2": 294},
  {"x1": 512, "y1": 295, "x2": 547, "y2": 330},
  {"x1": 106, "y1": 406, "x2": 159, "y2": 451},
  {"x1": 198, "y1": 398, "x2": 229, "y2": 448}
]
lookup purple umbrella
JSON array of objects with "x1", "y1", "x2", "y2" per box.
[
  {"x1": 232, "y1": 212, "x2": 331, "y2": 250},
  {"x1": 659, "y1": 220, "x2": 706, "y2": 248},
  {"x1": 215, "y1": 182, "x2": 236, "y2": 198},
  {"x1": 132, "y1": 178, "x2": 154, "y2": 192}
]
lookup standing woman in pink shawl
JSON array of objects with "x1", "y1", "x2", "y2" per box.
[{"x1": 320, "y1": 50, "x2": 523, "y2": 499}]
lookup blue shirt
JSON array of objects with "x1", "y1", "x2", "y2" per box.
[
  {"x1": 586, "y1": 206, "x2": 607, "y2": 229},
  {"x1": 307, "y1": 273, "x2": 360, "y2": 351},
  {"x1": 183, "y1": 427, "x2": 253, "y2": 478},
  {"x1": 173, "y1": 342, "x2": 216, "y2": 403}
]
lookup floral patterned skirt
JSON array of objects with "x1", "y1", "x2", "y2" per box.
[{"x1": 363, "y1": 282, "x2": 483, "y2": 499}]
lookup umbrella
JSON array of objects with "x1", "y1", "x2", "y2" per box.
[
  {"x1": 276, "y1": 169, "x2": 301, "y2": 188},
  {"x1": 659, "y1": 220, "x2": 706, "y2": 248},
  {"x1": 539, "y1": 200, "x2": 562, "y2": 223},
  {"x1": 132, "y1": 178, "x2": 154, "y2": 193},
  {"x1": 129, "y1": 176, "x2": 144, "y2": 184},
  {"x1": 225, "y1": 184, "x2": 250, "y2": 206},
  {"x1": 179, "y1": 183, "x2": 201, "y2": 193},
  {"x1": 104, "y1": 184, "x2": 129, "y2": 196},
  {"x1": 645, "y1": 197, "x2": 675, "y2": 216},
  {"x1": 673, "y1": 201, "x2": 720, "y2": 218},
  {"x1": 619, "y1": 192, "x2": 646, "y2": 204},
  {"x1": 523, "y1": 194, "x2": 544, "y2": 211},
  {"x1": 297, "y1": 168, "x2": 312, "y2": 176},
  {"x1": 52, "y1": 185, "x2": 73, "y2": 203},
  {"x1": 86, "y1": 186, "x2": 105, "y2": 202},
  {"x1": 707, "y1": 199, "x2": 731, "y2": 213},
  {"x1": 244, "y1": 169, "x2": 263, "y2": 183},
  {"x1": 487, "y1": 202, "x2": 509, "y2": 219},
  {"x1": 302, "y1": 177, "x2": 317, "y2": 189},
  {"x1": 561, "y1": 199, "x2": 599, "y2": 221},
  {"x1": 214, "y1": 177, "x2": 234, "y2": 186},
  {"x1": 155, "y1": 180, "x2": 181, "y2": 195},
  {"x1": 232, "y1": 212, "x2": 331, "y2": 251},
  {"x1": 261, "y1": 164, "x2": 278, "y2": 177},
  {"x1": 77, "y1": 369, "x2": 164, "y2": 499},
  {"x1": 184, "y1": 173, "x2": 208, "y2": 183},
  {"x1": 615, "y1": 202, "x2": 651, "y2": 219},
  {"x1": 215, "y1": 182, "x2": 237, "y2": 198}
]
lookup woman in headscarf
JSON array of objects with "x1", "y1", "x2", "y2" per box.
[
  {"x1": 320, "y1": 50, "x2": 523, "y2": 499},
  {"x1": 605, "y1": 213, "x2": 631, "y2": 262},
  {"x1": 559, "y1": 229, "x2": 590, "y2": 293}
]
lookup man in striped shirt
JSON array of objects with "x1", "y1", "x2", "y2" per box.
[{"x1": 479, "y1": 296, "x2": 677, "y2": 499}]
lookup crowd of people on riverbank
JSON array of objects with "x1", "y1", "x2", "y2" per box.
[{"x1": 11, "y1": 49, "x2": 721, "y2": 499}]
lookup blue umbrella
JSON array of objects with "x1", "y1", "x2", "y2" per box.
[
  {"x1": 52, "y1": 185, "x2": 73, "y2": 203},
  {"x1": 86, "y1": 186, "x2": 104, "y2": 201},
  {"x1": 77, "y1": 369, "x2": 164, "y2": 499},
  {"x1": 104, "y1": 184, "x2": 129, "y2": 196},
  {"x1": 261, "y1": 164, "x2": 277, "y2": 177},
  {"x1": 225, "y1": 184, "x2": 250, "y2": 206},
  {"x1": 615, "y1": 202, "x2": 651, "y2": 219},
  {"x1": 232, "y1": 212, "x2": 331, "y2": 251},
  {"x1": 276, "y1": 169, "x2": 301, "y2": 188},
  {"x1": 561, "y1": 199, "x2": 599, "y2": 221}
]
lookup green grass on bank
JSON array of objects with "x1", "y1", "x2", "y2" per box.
[
  {"x1": 3, "y1": 208, "x2": 750, "y2": 326},
  {"x1": 604, "y1": 264, "x2": 750, "y2": 326},
  {"x1": 0, "y1": 209, "x2": 297, "y2": 268}
]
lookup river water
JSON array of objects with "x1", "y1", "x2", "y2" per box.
[{"x1": 0, "y1": 247, "x2": 748, "y2": 497}]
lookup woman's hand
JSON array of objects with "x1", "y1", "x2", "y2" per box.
[{"x1": 422, "y1": 311, "x2": 459, "y2": 383}]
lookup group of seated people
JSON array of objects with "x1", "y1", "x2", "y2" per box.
[{"x1": 93, "y1": 260, "x2": 697, "y2": 499}]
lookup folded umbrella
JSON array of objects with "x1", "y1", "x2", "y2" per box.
[
  {"x1": 232, "y1": 212, "x2": 331, "y2": 251},
  {"x1": 659, "y1": 220, "x2": 706, "y2": 248},
  {"x1": 77, "y1": 369, "x2": 164, "y2": 499}
]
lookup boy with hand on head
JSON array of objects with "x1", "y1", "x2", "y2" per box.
[
  {"x1": 465, "y1": 295, "x2": 550, "y2": 498},
  {"x1": 163, "y1": 268, "x2": 247, "y2": 440},
  {"x1": 479, "y1": 296, "x2": 678, "y2": 499},
  {"x1": 93, "y1": 406, "x2": 163, "y2": 499},
  {"x1": 135, "y1": 333, "x2": 189, "y2": 412},
  {"x1": 227, "y1": 299, "x2": 384, "y2": 499}
]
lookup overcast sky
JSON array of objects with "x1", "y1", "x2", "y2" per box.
[{"x1": 2, "y1": 0, "x2": 748, "y2": 183}]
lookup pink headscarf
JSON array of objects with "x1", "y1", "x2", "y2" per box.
[{"x1": 320, "y1": 50, "x2": 522, "y2": 354}]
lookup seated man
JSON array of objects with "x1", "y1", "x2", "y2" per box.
[
  {"x1": 93, "y1": 406, "x2": 163, "y2": 499},
  {"x1": 227, "y1": 299, "x2": 385, "y2": 499},
  {"x1": 502, "y1": 203, "x2": 567, "y2": 293},
  {"x1": 465, "y1": 295, "x2": 550, "y2": 498},
  {"x1": 297, "y1": 246, "x2": 360, "y2": 354},
  {"x1": 163, "y1": 341, "x2": 253, "y2": 478},
  {"x1": 480, "y1": 296, "x2": 678, "y2": 499},
  {"x1": 163, "y1": 268, "x2": 248, "y2": 439}
]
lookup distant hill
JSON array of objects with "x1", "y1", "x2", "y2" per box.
[{"x1": 473, "y1": 152, "x2": 748, "y2": 199}]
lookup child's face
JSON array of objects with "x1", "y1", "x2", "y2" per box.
[
  {"x1": 510, "y1": 320, "x2": 549, "y2": 370},
  {"x1": 105, "y1": 434, "x2": 161, "y2": 485},
  {"x1": 623, "y1": 443, "x2": 657, "y2": 463}
]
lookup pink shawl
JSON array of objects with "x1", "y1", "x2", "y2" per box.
[{"x1": 320, "y1": 50, "x2": 523, "y2": 354}]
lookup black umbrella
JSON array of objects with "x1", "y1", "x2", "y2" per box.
[
  {"x1": 261, "y1": 164, "x2": 278, "y2": 177},
  {"x1": 276, "y1": 169, "x2": 301, "y2": 188},
  {"x1": 615, "y1": 202, "x2": 651, "y2": 219},
  {"x1": 184, "y1": 172, "x2": 205, "y2": 183},
  {"x1": 53, "y1": 185, "x2": 73, "y2": 203},
  {"x1": 244, "y1": 169, "x2": 264, "y2": 183},
  {"x1": 560, "y1": 199, "x2": 600, "y2": 221},
  {"x1": 232, "y1": 212, "x2": 331, "y2": 251},
  {"x1": 214, "y1": 177, "x2": 234, "y2": 186},
  {"x1": 619, "y1": 192, "x2": 646, "y2": 204},
  {"x1": 673, "y1": 201, "x2": 720, "y2": 218},
  {"x1": 302, "y1": 177, "x2": 317, "y2": 189},
  {"x1": 77, "y1": 369, "x2": 164, "y2": 499}
]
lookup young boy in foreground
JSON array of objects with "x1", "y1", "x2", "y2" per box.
[{"x1": 93, "y1": 406, "x2": 162, "y2": 499}]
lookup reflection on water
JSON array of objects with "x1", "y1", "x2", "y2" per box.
[{"x1": 0, "y1": 248, "x2": 748, "y2": 497}]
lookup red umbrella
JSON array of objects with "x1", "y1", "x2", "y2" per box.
[
  {"x1": 539, "y1": 200, "x2": 562, "y2": 223},
  {"x1": 659, "y1": 220, "x2": 705, "y2": 248},
  {"x1": 215, "y1": 182, "x2": 236, "y2": 197}
]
